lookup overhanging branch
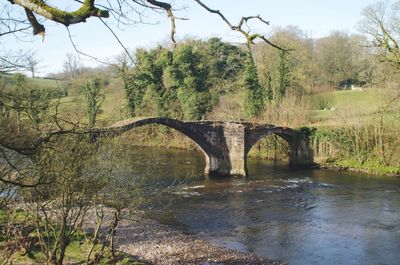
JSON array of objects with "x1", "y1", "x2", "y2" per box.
[
  {"x1": 193, "y1": 0, "x2": 290, "y2": 51},
  {"x1": 146, "y1": 0, "x2": 177, "y2": 46},
  {"x1": 9, "y1": 0, "x2": 109, "y2": 34},
  {"x1": 24, "y1": 8, "x2": 44, "y2": 36}
]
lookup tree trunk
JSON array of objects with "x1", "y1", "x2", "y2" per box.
[
  {"x1": 109, "y1": 209, "x2": 120, "y2": 260},
  {"x1": 86, "y1": 209, "x2": 104, "y2": 264},
  {"x1": 57, "y1": 236, "x2": 69, "y2": 265}
]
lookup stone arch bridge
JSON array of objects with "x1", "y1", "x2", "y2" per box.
[{"x1": 90, "y1": 117, "x2": 314, "y2": 177}]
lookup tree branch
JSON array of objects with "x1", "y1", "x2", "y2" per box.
[
  {"x1": 10, "y1": 0, "x2": 109, "y2": 30},
  {"x1": 66, "y1": 27, "x2": 113, "y2": 66},
  {"x1": 98, "y1": 17, "x2": 134, "y2": 64},
  {"x1": 0, "y1": 148, "x2": 45, "y2": 187},
  {"x1": 193, "y1": 0, "x2": 289, "y2": 51},
  {"x1": 146, "y1": 0, "x2": 177, "y2": 46},
  {"x1": 192, "y1": 0, "x2": 234, "y2": 28},
  {"x1": 24, "y1": 7, "x2": 44, "y2": 36}
]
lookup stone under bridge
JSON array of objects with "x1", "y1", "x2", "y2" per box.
[{"x1": 90, "y1": 117, "x2": 314, "y2": 177}]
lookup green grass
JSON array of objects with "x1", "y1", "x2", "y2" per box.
[
  {"x1": 10, "y1": 238, "x2": 144, "y2": 265},
  {"x1": 51, "y1": 87, "x2": 130, "y2": 127},
  {"x1": 312, "y1": 109, "x2": 333, "y2": 120},
  {"x1": 334, "y1": 158, "x2": 400, "y2": 176},
  {"x1": 332, "y1": 89, "x2": 377, "y2": 107},
  {"x1": 310, "y1": 89, "x2": 400, "y2": 126},
  {"x1": 0, "y1": 209, "x2": 32, "y2": 226},
  {"x1": 29, "y1": 78, "x2": 64, "y2": 89},
  {"x1": 1, "y1": 73, "x2": 64, "y2": 90},
  {"x1": 0, "y1": 209, "x2": 145, "y2": 265}
]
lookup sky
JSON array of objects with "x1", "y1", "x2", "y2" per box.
[{"x1": 2, "y1": 0, "x2": 381, "y2": 76}]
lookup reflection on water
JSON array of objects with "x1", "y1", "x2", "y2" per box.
[{"x1": 117, "y1": 146, "x2": 400, "y2": 265}]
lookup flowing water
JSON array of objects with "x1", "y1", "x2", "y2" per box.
[{"x1": 119, "y1": 146, "x2": 400, "y2": 265}]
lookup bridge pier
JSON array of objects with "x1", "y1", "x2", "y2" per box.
[
  {"x1": 204, "y1": 123, "x2": 247, "y2": 177},
  {"x1": 287, "y1": 135, "x2": 314, "y2": 168},
  {"x1": 204, "y1": 154, "x2": 247, "y2": 177}
]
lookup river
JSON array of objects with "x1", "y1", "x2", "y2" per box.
[{"x1": 115, "y1": 146, "x2": 400, "y2": 265}]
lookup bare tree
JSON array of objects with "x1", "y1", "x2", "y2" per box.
[
  {"x1": 26, "y1": 53, "x2": 40, "y2": 78},
  {"x1": 0, "y1": 49, "x2": 37, "y2": 74},
  {"x1": 0, "y1": 3, "x2": 31, "y2": 37},
  {"x1": 194, "y1": 0, "x2": 286, "y2": 51},
  {"x1": 27, "y1": 135, "x2": 104, "y2": 265},
  {"x1": 316, "y1": 32, "x2": 361, "y2": 87},
  {"x1": 359, "y1": 1, "x2": 400, "y2": 67},
  {"x1": 0, "y1": 3, "x2": 35, "y2": 74},
  {"x1": 63, "y1": 53, "x2": 83, "y2": 79}
]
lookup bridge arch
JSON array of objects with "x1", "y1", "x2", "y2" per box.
[
  {"x1": 245, "y1": 130, "x2": 290, "y2": 163},
  {"x1": 96, "y1": 117, "x2": 219, "y2": 175},
  {"x1": 245, "y1": 127, "x2": 293, "y2": 155},
  {"x1": 245, "y1": 126, "x2": 314, "y2": 168}
]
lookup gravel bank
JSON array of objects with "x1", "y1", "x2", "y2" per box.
[{"x1": 114, "y1": 215, "x2": 286, "y2": 265}]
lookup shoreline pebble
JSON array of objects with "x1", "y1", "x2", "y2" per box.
[{"x1": 114, "y1": 215, "x2": 286, "y2": 265}]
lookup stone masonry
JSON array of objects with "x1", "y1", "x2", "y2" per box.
[{"x1": 91, "y1": 117, "x2": 314, "y2": 177}]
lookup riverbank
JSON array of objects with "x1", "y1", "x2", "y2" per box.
[
  {"x1": 114, "y1": 213, "x2": 286, "y2": 265},
  {"x1": 315, "y1": 163, "x2": 400, "y2": 178},
  {"x1": 3, "y1": 206, "x2": 285, "y2": 264}
]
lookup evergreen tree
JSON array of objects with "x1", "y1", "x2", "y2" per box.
[
  {"x1": 277, "y1": 50, "x2": 290, "y2": 100},
  {"x1": 170, "y1": 44, "x2": 211, "y2": 120},
  {"x1": 82, "y1": 79, "x2": 105, "y2": 128},
  {"x1": 266, "y1": 74, "x2": 273, "y2": 102},
  {"x1": 244, "y1": 48, "x2": 264, "y2": 117}
]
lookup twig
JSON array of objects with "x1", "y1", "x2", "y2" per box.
[
  {"x1": 99, "y1": 17, "x2": 134, "y2": 64},
  {"x1": 66, "y1": 27, "x2": 114, "y2": 66},
  {"x1": 193, "y1": 0, "x2": 290, "y2": 51}
]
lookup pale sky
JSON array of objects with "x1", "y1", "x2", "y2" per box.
[{"x1": 1, "y1": 0, "x2": 380, "y2": 76}]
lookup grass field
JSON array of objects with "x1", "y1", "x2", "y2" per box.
[
  {"x1": 310, "y1": 88, "x2": 400, "y2": 126},
  {"x1": 29, "y1": 77, "x2": 64, "y2": 89},
  {"x1": 1, "y1": 73, "x2": 62, "y2": 87},
  {"x1": 333, "y1": 89, "x2": 377, "y2": 106}
]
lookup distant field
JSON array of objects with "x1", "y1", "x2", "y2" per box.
[
  {"x1": 332, "y1": 89, "x2": 379, "y2": 109},
  {"x1": 30, "y1": 77, "x2": 64, "y2": 89},
  {"x1": 0, "y1": 73, "x2": 64, "y2": 89},
  {"x1": 49, "y1": 81, "x2": 129, "y2": 126},
  {"x1": 310, "y1": 88, "x2": 400, "y2": 126}
]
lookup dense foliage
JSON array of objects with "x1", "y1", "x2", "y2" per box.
[
  {"x1": 120, "y1": 38, "x2": 246, "y2": 120},
  {"x1": 243, "y1": 49, "x2": 264, "y2": 117}
]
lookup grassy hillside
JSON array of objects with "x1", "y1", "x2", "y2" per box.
[
  {"x1": 311, "y1": 88, "x2": 400, "y2": 126},
  {"x1": 30, "y1": 77, "x2": 63, "y2": 89},
  {"x1": 0, "y1": 73, "x2": 64, "y2": 89}
]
